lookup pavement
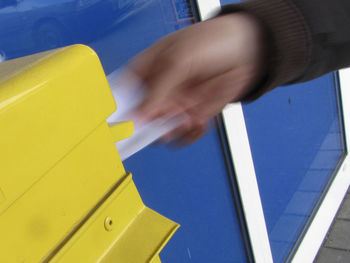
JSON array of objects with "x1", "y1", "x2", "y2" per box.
[{"x1": 315, "y1": 187, "x2": 350, "y2": 262}]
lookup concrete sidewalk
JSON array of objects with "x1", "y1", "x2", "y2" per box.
[{"x1": 315, "y1": 187, "x2": 350, "y2": 262}]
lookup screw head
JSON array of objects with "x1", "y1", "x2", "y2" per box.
[{"x1": 104, "y1": 216, "x2": 114, "y2": 231}]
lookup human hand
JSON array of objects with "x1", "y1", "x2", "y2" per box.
[{"x1": 129, "y1": 13, "x2": 264, "y2": 143}]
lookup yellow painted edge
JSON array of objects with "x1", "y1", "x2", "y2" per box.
[
  {"x1": 148, "y1": 220, "x2": 180, "y2": 263},
  {"x1": 108, "y1": 121, "x2": 134, "y2": 143},
  {"x1": 150, "y1": 255, "x2": 162, "y2": 263}
]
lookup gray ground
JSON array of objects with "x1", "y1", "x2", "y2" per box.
[{"x1": 315, "y1": 187, "x2": 350, "y2": 262}]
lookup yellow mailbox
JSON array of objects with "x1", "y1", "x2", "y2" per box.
[{"x1": 0, "y1": 45, "x2": 178, "y2": 263}]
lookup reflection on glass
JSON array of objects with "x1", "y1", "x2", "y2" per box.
[
  {"x1": 0, "y1": 0, "x2": 194, "y2": 69},
  {"x1": 242, "y1": 74, "x2": 346, "y2": 263},
  {"x1": 1, "y1": 0, "x2": 118, "y2": 57}
]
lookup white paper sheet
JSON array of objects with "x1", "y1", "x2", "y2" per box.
[{"x1": 107, "y1": 69, "x2": 186, "y2": 160}]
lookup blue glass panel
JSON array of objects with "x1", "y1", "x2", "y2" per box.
[
  {"x1": 243, "y1": 75, "x2": 345, "y2": 262},
  {"x1": 0, "y1": 0, "x2": 248, "y2": 261},
  {"x1": 220, "y1": 0, "x2": 239, "y2": 4},
  {"x1": 0, "y1": 0, "x2": 193, "y2": 71},
  {"x1": 125, "y1": 122, "x2": 247, "y2": 262},
  {"x1": 220, "y1": 0, "x2": 346, "y2": 262}
]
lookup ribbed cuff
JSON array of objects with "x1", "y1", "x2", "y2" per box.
[{"x1": 218, "y1": 0, "x2": 311, "y2": 101}]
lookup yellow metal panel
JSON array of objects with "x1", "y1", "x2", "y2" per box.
[
  {"x1": 50, "y1": 174, "x2": 179, "y2": 263},
  {"x1": 0, "y1": 45, "x2": 116, "y2": 215},
  {"x1": 0, "y1": 122, "x2": 126, "y2": 262},
  {"x1": 109, "y1": 121, "x2": 134, "y2": 142},
  {"x1": 0, "y1": 45, "x2": 179, "y2": 263},
  {"x1": 150, "y1": 256, "x2": 162, "y2": 263}
]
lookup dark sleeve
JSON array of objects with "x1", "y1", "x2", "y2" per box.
[{"x1": 219, "y1": 0, "x2": 350, "y2": 101}]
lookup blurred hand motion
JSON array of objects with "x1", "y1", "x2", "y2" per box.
[{"x1": 128, "y1": 13, "x2": 264, "y2": 144}]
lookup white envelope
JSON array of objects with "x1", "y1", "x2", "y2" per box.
[{"x1": 107, "y1": 69, "x2": 187, "y2": 160}]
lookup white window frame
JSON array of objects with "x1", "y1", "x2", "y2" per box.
[
  {"x1": 292, "y1": 70, "x2": 350, "y2": 263},
  {"x1": 195, "y1": 1, "x2": 350, "y2": 262}
]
